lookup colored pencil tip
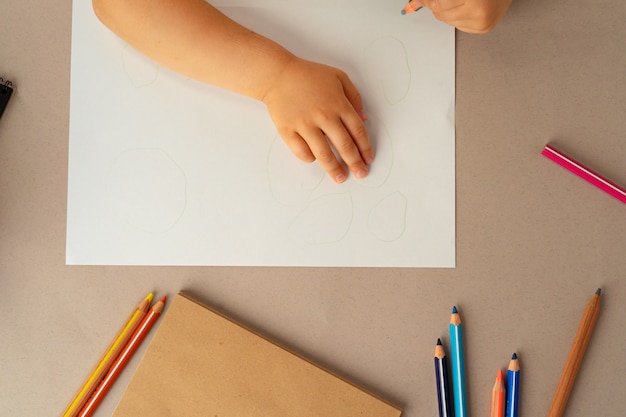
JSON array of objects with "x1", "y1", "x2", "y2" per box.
[
  {"x1": 596, "y1": 288, "x2": 601, "y2": 296},
  {"x1": 160, "y1": 296, "x2": 167, "y2": 302},
  {"x1": 452, "y1": 306, "x2": 458, "y2": 314},
  {"x1": 512, "y1": 352, "x2": 517, "y2": 359},
  {"x1": 146, "y1": 292, "x2": 154, "y2": 302},
  {"x1": 401, "y1": 9, "x2": 406, "y2": 14},
  {"x1": 437, "y1": 338, "x2": 442, "y2": 345}
]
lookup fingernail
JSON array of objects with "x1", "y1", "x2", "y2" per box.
[
  {"x1": 359, "y1": 109, "x2": 368, "y2": 121},
  {"x1": 364, "y1": 155, "x2": 374, "y2": 165},
  {"x1": 356, "y1": 168, "x2": 368, "y2": 179},
  {"x1": 335, "y1": 173, "x2": 347, "y2": 183}
]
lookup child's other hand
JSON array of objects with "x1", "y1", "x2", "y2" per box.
[
  {"x1": 262, "y1": 57, "x2": 373, "y2": 184},
  {"x1": 420, "y1": 0, "x2": 511, "y2": 33}
]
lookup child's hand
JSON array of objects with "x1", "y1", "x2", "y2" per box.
[
  {"x1": 420, "y1": 0, "x2": 511, "y2": 33},
  {"x1": 262, "y1": 57, "x2": 373, "y2": 183},
  {"x1": 93, "y1": 0, "x2": 373, "y2": 183}
]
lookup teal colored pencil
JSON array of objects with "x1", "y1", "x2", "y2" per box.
[
  {"x1": 449, "y1": 306, "x2": 467, "y2": 417},
  {"x1": 506, "y1": 353, "x2": 520, "y2": 417}
]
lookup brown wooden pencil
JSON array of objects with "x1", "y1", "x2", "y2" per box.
[{"x1": 546, "y1": 288, "x2": 602, "y2": 417}]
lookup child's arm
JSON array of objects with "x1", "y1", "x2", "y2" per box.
[
  {"x1": 92, "y1": 0, "x2": 372, "y2": 183},
  {"x1": 419, "y1": 0, "x2": 512, "y2": 33}
]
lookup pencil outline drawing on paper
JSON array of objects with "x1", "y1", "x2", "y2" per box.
[
  {"x1": 265, "y1": 115, "x2": 398, "y2": 245},
  {"x1": 266, "y1": 135, "x2": 325, "y2": 207},
  {"x1": 367, "y1": 191, "x2": 408, "y2": 242},
  {"x1": 364, "y1": 35, "x2": 412, "y2": 106},
  {"x1": 288, "y1": 191, "x2": 354, "y2": 244},
  {"x1": 106, "y1": 147, "x2": 188, "y2": 233},
  {"x1": 357, "y1": 115, "x2": 394, "y2": 189}
]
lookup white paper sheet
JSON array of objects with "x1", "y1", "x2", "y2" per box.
[{"x1": 67, "y1": 0, "x2": 455, "y2": 267}]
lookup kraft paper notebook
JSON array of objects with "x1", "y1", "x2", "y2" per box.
[{"x1": 112, "y1": 293, "x2": 402, "y2": 417}]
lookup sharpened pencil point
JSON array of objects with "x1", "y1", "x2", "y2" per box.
[
  {"x1": 512, "y1": 352, "x2": 517, "y2": 359},
  {"x1": 160, "y1": 296, "x2": 167, "y2": 302},
  {"x1": 401, "y1": 9, "x2": 406, "y2": 14},
  {"x1": 596, "y1": 288, "x2": 601, "y2": 296},
  {"x1": 437, "y1": 338, "x2": 442, "y2": 345},
  {"x1": 452, "y1": 306, "x2": 458, "y2": 314}
]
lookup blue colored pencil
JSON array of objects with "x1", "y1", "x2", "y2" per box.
[
  {"x1": 506, "y1": 353, "x2": 520, "y2": 417},
  {"x1": 434, "y1": 338, "x2": 452, "y2": 417},
  {"x1": 449, "y1": 306, "x2": 467, "y2": 417}
]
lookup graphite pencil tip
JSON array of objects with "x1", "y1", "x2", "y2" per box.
[
  {"x1": 401, "y1": 9, "x2": 406, "y2": 14},
  {"x1": 512, "y1": 352, "x2": 517, "y2": 359},
  {"x1": 596, "y1": 288, "x2": 602, "y2": 296},
  {"x1": 437, "y1": 338, "x2": 442, "y2": 345},
  {"x1": 452, "y1": 306, "x2": 458, "y2": 314}
]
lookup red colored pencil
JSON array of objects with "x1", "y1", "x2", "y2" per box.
[{"x1": 77, "y1": 296, "x2": 166, "y2": 417}]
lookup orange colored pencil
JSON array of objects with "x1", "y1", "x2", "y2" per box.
[
  {"x1": 546, "y1": 288, "x2": 601, "y2": 417},
  {"x1": 77, "y1": 296, "x2": 166, "y2": 417},
  {"x1": 491, "y1": 370, "x2": 506, "y2": 417},
  {"x1": 61, "y1": 293, "x2": 153, "y2": 417},
  {"x1": 401, "y1": 0, "x2": 424, "y2": 15}
]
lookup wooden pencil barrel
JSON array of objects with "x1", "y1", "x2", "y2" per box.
[{"x1": 546, "y1": 291, "x2": 601, "y2": 417}]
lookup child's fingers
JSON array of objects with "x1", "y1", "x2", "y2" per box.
[
  {"x1": 339, "y1": 72, "x2": 368, "y2": 122},
  {"x1": 324, "y1": 121, "x2": 370, "y2": 180},
  {"x1": 282, "y1": 132, "x2": 315, "y2": 163},
  {"x1": 301, "y1": 127, "x2": 348, "y2": 183},
  {"x1": 435, "y1": 11, "x2": 502, "y2": 33},
  {"x1": 283, "y1": 130, "x2": 348, "y2": 183},
  {"x1": 422, "y1": 0, "x2": 510, "y2": 33},
  {"x1": 337, "y1": 72, "x2": 374, "y2": 166},
  {"x1": 425, "y1": 4, "x2": 481, "y2": 33},
  {"x1": 420, "y1": 0, "x2": 466, "y2": 13},
  {"x1": 342, "y1": 111, "x2": 374, "y2": 166},
  {"x1": 430, "y1": 6, "x2": 469, "y2": 29}
]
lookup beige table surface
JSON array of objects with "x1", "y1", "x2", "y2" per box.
[{"x1": 1, "y1": 0, "x2": 625, "y2": 416}]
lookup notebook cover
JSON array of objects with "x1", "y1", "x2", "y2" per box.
[{"x1": 112, "y1": 293, "x2": 402, "y2": 417}]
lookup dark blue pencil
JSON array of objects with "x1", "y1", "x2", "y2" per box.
[
  {"x1": 434, "y1": 338, "x2": 452, "y2": 417},
  {"x1": 505, "y1": 353, "x2": 520, "y2": 417}
]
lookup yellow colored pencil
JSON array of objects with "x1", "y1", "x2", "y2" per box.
[{"x1": 60, "y1": 293, "x2": 153, "y2": 417}]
